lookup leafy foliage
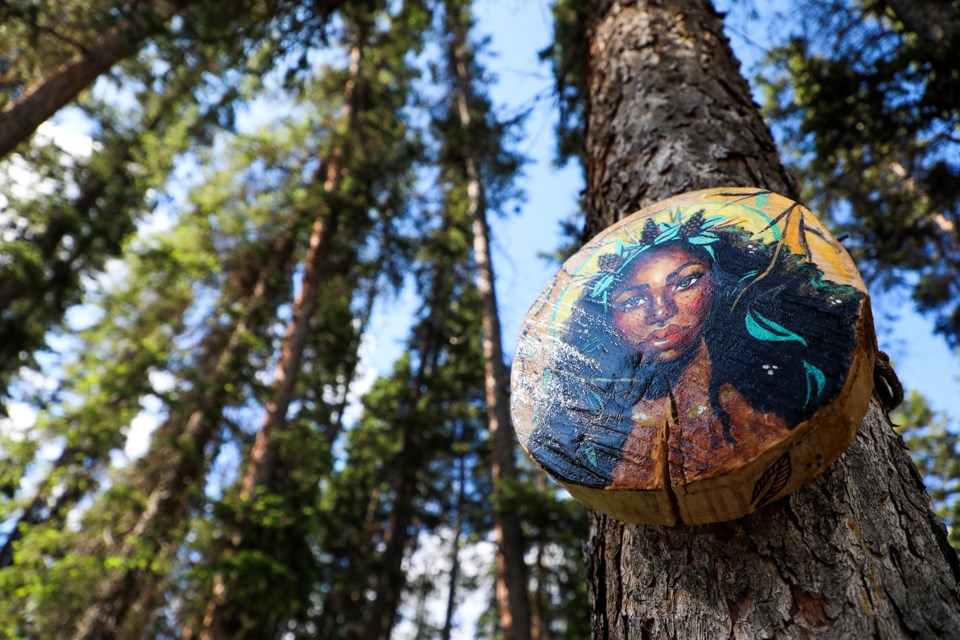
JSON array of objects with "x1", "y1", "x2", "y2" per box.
[
  {"x1": 759, "y1": 0, "x2": 960, "y2": 346},
  {"x1": 893, "y1": 391, "x2": 960, "y2": 548}
]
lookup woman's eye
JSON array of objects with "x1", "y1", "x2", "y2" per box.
[
  {"x1": 617, "y1": 295, "x2": 645, "y2": 310},
  {"x1": 676, "y1": 272, "x2": 702, "y2": 290}
]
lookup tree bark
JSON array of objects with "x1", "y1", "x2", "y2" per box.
[
  {"x1": 581, "y1": 1, "x2": 960, "y2": 637},
  {"x1": 0, "y1": 0, "x2": 185, "y2": 159},
  {"x1": 581, "y1": 0, "x2": 795, "y2": 239},
  {"x1": 447, "y1": 4, "x2": 532, "y2": 638}
]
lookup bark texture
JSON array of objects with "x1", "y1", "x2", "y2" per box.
[
  {"x1": 582, "y1": 1, "x2": 960, "y2": 637},
  {"x1": 581, "y1": 0, "x2": 795, "y2": 240}
]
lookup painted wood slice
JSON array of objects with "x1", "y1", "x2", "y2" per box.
[{"x1": 511, "y1": 188, "x2": 876, "y2": 525}]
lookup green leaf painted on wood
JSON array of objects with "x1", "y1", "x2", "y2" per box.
[
  {"x1": 654, "y1": 224, "x2": 681, "y2": 244},
  {"x1": 803, "y1": 360, "x2": 826, "y2": 406},
  {"x1": 745, "y1": 310, "x2": 808, "y2": 345},
  {"x1": 591, "y1": 272, "x2": 615, "y2": 299}
]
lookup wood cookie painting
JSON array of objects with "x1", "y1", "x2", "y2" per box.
[{"x1": 511, "y1": 188, "x2": 876, "y2": 525}]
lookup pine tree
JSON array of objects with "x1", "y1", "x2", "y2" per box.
[
  {"x1": 193, "y1": 2, "x2": 429, "y2": 635},
  {"x1": 760, "y1": 0, "x2": 960, "y2": 346},
  {"x1": 439, "y1": 1, "x2": 531, "y2": 638},
  {"x1": 551, "y1": 0, "x2": 960, "y2": 636},
  {"x1": 0, "y1": 0, "x2": 352, "y2": 158},
  {"x1": 893, "y1": 391, "x2": 960, "y2": 549}
]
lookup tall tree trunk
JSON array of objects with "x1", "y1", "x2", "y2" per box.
[
  {"x1": 0, "y1": 0, "x2": 185, "y2": 159},
  {"x1": 68, "y1": 235, "x2": 296, "y2": 640},
  {"x1": 363, "y1": 197, "x2": 468, "y2": 640},
  {"x1": 581, "y1": 1, "x2": 960, "y2": 638},
  {"x1": 446, "y1": 5, "x2": 532, "y2": 639},
  {"x1": 197, "y1": 42, "x2": 362, "y2": 640}
]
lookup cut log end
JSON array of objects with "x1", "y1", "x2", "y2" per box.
[{"x1": 511, "y1": 187, "x2": 876, "y2": 525}]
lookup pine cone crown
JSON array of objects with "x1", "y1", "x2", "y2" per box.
[
  {"x1": 598, "y1": 253, "x2": 624, "y2": 272},
  {"x1": 679, "y1": 209, "x2": 706, "y2": 238},
  {"x1": 640, "y1": 219, "x2": 659, "y2": 245}
]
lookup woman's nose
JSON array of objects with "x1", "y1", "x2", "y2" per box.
[{"x1": 648, "y1": 291, "x2": 675, "y2": 323}]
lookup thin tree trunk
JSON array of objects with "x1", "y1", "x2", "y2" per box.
[
  {"x1": 328, "y1": 217, "x2": 390, "y2": 441},
  {"x1": 365, "y1": 319, "x2": 441, "y2": 640},
  {"x1": 363, "y1": 200, "x2": 465, "y2": 640},
  {"x1": 530, "y1": 474, "x2": 551, "y2": 640},
  {"x1": 197, "y1": 42, "x2": 362, "y2": 640},
  {"x1": 582, "y1": 1, "x2": 960, "y2": 637},
  {"x1": 69, "y1": 235, "x2": 296, "y2": 640},
  {"x1": 441, "y1": 439, "x2": 467, "y2": 640},
  {"x1": 446, "y1": 5, "x2": 532, "y2": 639},
  {"x1": 0, "y1": 0, "x2": 184, "y2": 159}
]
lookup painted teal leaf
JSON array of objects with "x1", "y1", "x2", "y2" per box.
[
  {"x1": 738, "y1": 269, "x2": 760, "y2": 283},
  {"x1": 655, "y1": 224, "x2": 681, "y2": 243},
  {"x1": 745, "y1": 310, "x2": 808, "y2": 345},
  {"x1": 702, "y1": 216, "x2": 725, "y2": 228},
  {"x1": 588, "y1": 389, "x2": 604, "y2": 411},
  {"x1": 591, "y1": 273, "x2": 615, "y2": 298},
  {"x1": 803, "y1": 361, "x2": 826, "y2": 406},
  {"x1": 687, "y1": 235, "x2": 718, "y2": 245},
  {"x1": 584, "y1": 446, "x2": 598, "y2": 467},
  {"x1": 704, "y1": 245, "x2": 715, "y2": 260},
  {"x1": 811, "y1": 272, "x2": 829, "y2": 289}
]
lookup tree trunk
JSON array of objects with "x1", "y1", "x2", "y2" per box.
[
  {"x1": 470, "y1": 187, "x2": 533, "y2": 640},
  {"x1": 366, "y1": 320, "x2": 440, "y2": 640},
  {"x1": 447, "y1": 5, "x2": 532, "y2": 639},
  {"x1": 197, "y1": 42, "x2": 362, "y2": 640},
  {"x1": 530, "y1": 474, "x2": 551, "y2": 640},
  {"x1": 441, "y1": 450, "x2": 466, "y2": 640},
  {"x1": 0, "y1": 0, "x2": 184, "y2": 159},
  {"x1": 581, "y1": 1, "x2": 960, "y2": 637}
]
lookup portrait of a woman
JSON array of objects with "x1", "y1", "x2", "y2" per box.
[{"x1": 520, "y1": 199, "x2": 865, "y2": 492}]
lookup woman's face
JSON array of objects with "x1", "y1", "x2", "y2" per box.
[{"x1": 609, "y1": 244, "x2": 713, "y2": 363}]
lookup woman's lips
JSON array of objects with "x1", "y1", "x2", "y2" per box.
[{"x1": 641, "y1": 325, "x2": 686, "y2": 350}]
